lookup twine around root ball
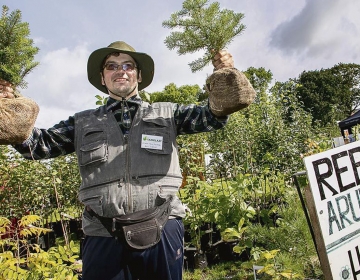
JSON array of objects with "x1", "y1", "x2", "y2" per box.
[
  {"x1": 0, "y1": 97, "x2": 39, "y2": 145},
  {"x1": 206, "y1": 68, "x2": 256, "y2": 117}
]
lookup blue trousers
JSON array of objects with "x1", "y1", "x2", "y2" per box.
[{"x1": 81, "y1": 218, "x2": 184, "y2": 280}]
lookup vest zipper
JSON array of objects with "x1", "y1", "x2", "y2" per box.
[
  {"x1": 124, "y1": 103, "x2": 147, "y2": 213},
  {"x1": 125, "y1": 103, "x2": 143, "y2": 213},
  {"x1": 124, "y1": 135, "x2": 132, "y2": 213}
]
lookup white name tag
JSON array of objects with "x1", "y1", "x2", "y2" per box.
[{"x1": 141, "y1": 134, "x2": 163, "y2": 150}]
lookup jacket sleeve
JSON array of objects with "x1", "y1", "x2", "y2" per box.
[{"x1": 12, "y1": 117, "x2": 76, "y2": 160}]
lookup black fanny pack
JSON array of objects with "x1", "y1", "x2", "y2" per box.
[{"x1": 93, "y1": 198, "x2": 172, "y2": 250}]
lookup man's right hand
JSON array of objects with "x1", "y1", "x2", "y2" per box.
[{"x1": 0, "y1": 79, "x2": 15, "y2": 98}]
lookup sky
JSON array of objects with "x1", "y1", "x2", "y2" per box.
[{"x1": 2, "y1": 0, "x2": 360, "y2": 128}]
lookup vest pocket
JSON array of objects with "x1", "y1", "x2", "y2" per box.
[
  {"x1": 79, "y1": 140, "x2": 108, "y2": 166},
  {"x1": 81, "y1": 195, "x2": 104, "y2": 216},
  {"x1": 79, "y1": 180, "x2": 126, "y2": 218},
  {"x1": 79, "y1": 125, "x2": 108, "y2": 166},
  {"x1": 142, "y1": 129, "x2": 172, "y2": 155}
]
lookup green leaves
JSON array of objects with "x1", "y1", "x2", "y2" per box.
[
  {"x1": 295, "y1": 63, "x2": 360, "y2": 126},
  {"x1": 146, "y1": 83, "x2": 203, "y2": 104},
  {"x1": 0, "y1": 218, "x2": 81, "y2": 279},
  {"x1": 163, "y1": 0, "x2": 245, "y2": 72},
  {"x1": 0, "y1": 149, "x2": 82, "y2": 221},
  {"x1": 53, "y1": 241, "x2": 80, "y2": 264},
  {"x1": 0, "y1": 5, "x2": 39, "y2": 88},
  {"x1": 95, "y1": 94, "x2": 108, "y2": 106},
  {"x1": 0, "y1": 212, "x2": 81, "y2": 279},
  {"x1": 19, "y1": 215, "x2": 52, "y2": 238}
]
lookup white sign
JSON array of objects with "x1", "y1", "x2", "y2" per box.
[
  {"x1": 304, "y1": 140, "x2": 360, "y2": 280},
  {"x1": 141, "y1": 134, "x2": 163, "y2": 150}
]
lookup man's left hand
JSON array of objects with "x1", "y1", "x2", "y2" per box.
[
  {"x1": 0, "y1": 79, "x2": 15, "y2": 99},
  {"x1": 212, "y1": 50, "x2": 234, "y2": 70}
]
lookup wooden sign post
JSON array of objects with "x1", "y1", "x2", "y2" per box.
[{"x1": 304, "y1": 140, "x2": 360, "y2": 280}]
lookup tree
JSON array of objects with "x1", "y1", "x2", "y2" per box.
[
  {"x1": 331, "y1": 63, "x2": 360, "y2": 115},
  {"x1": 0, "y1": 147, "x2": 82, "y2": 221},
  {"x1": 0, "y1": 5, "x2": 39, "y2": 88},
  {"x1": 143, "y1": 83, "x2": 205, "y2": 104},
  {"x1": 162, "y1": 0, "x2": 246, "y2": 72},
  {"x1": 243, "y1": 66, "x2": 273, "y2": 103},
  {"x1": 295, "y1": 63, "x2": 360, "y2": 126}
]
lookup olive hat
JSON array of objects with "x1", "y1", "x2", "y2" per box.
[{"x1": 87, "y1": 41, "x2": 155, "y2": 93}]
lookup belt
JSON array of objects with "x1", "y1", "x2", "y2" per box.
[
  {"x1": 85, "y1": 198, "x2": 172, "y2": 237},
  {"x1": 85, "y1": 206, "x2": 122, "y2": 235}
]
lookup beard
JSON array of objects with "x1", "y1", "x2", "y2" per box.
[{"x1": 111, "y1": 85, "x2": 137, "y2": 98}]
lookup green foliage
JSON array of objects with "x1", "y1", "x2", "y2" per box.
[
  {"x1": 0, "y1": 215, "x2": 64, "y2": 279},
  {"x1": 293, "y1": 63, "x2": 360, "y2": 126},
  {"x1": 163, "y1": 0, "x2": 245, "y2": 72},
  {"x1": 182, "y1": 188, "x2": 323, "y2": 279},
  {"x1": 0, "y1": 5, "x2": 39, "y2": 88},
  {"x1": 0, "y1": 147, "x2": 82, "y2": 278},
  {"x1": 240, "y1": 248, "x2": 305, "y2": 280},
  {"x1": 139, "y1": 90, "x2": 151, "y2": 103},
  {"x1": 207, "y1": 94, "x2": 314, "y2": 177},
  {"x1": 331, "y1": 63, "x2": 360, "y2": 114},
  {"x1": 95, "y1": 94, "x2": 108, "y2": 106},
  {"x1": 183, "y1": 261, "x2": 247, "y2": 279},
  {"x1": 243, "y1": 66, "x2": 273, "y2": 103},
  {"x1": 140, "y1": 67, "x2": 329, "y2": 278},
  {"x1": 146, "y1": 83, "x2": 205, "y2": 104},
  {"x1": 243, "y1": 192, "x2": 323, "y2": 279},
  {"x1": 179, "y1": 169, "x2": 290, "y2": 245},
  {"x1": 162, "y1": 67, "x2": 330, "y2": 277},
  {"x1": 0, "y1": 147, "x2": 82, "y2": 220},
  {"x1": 0, "y1": 216, "x2": 81, "y2": 279}
]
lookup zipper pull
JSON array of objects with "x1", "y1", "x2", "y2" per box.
[{"x1": 112, "y1": 218, "x2": 116, "y2": 232}]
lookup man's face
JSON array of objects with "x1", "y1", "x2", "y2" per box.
[{"x1": 101, "y1": 53, "x2": 142, "y2": 100}]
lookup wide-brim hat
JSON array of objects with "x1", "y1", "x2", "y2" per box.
[{"x1": 87, "y1": 41, "x2": 154, "y2": 93}]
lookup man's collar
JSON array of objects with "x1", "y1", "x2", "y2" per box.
[{"x1": 106, "y1": 95, "x2": 142, "y2": 110}]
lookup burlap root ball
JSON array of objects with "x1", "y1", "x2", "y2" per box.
[
  {"x1": 0, "y1": 97, "x2": 39, "y2": 145},
  {"x1": 206, "y1": 68, "x2": 256, "y2": 117}
]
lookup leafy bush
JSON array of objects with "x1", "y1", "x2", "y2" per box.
[
  {"x1": 240, "y1": 190, "x2": 323, "y2": 279},
  {"x1": 0, "y1": 215, "x2": 81, "y2": 279},
  {"x1": 0, "y1": 147, "x2": 82, "y2": 220}
]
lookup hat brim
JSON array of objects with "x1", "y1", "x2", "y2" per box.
[{"x1": 87, "y1": 47, "x2": 154, "y2": 93}]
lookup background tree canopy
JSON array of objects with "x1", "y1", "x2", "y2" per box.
[
  {"x1": 293, "y1": 63, "x2": 360, "y2": 126},
  {"x1": 141, "y1": 83, "x2": 206, "y2": 104}
]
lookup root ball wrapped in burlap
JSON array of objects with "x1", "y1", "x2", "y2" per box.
[
  {"x1": 206, "y1": 68, "x2": 256, "y2": 117},
  {"x1": 0, "y1": 97, "x2": 39, "y2": 145}
]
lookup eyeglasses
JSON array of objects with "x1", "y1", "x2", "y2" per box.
[{"x1": 103, "y1": 62, "x2": 137, "y2": 72}]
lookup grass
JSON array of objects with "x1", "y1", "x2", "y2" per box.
[{"x1": 183, "y1": 261, "x2": 252, "y2": 280}]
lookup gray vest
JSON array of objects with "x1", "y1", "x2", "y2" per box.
[{"x1": 74, "y1": 102, "x2": 186, "y2": 237}]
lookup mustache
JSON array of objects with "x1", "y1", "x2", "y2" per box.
[{"x1": 112, "y1": 73, "x2": 128, "y2": 80}]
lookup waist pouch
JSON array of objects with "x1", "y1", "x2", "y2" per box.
[{"x1": 95, "y1": 198, "x2": 172, "y2": 250}]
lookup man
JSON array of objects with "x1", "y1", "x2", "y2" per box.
[{"x1": 0, "y1": 41, "x2": 234, "y2": 280}]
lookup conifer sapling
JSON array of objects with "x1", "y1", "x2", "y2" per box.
[
  {"x1": 162, "y1": 0, "x2": 246, "y2": 72},
  {"x1": 0, "y1": 5, "x2": 39, "y2": 90}
]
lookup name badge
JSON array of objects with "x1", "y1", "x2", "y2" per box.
[{"x1": 141, "y1": 134, "x2": 163, "y2": 150}]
